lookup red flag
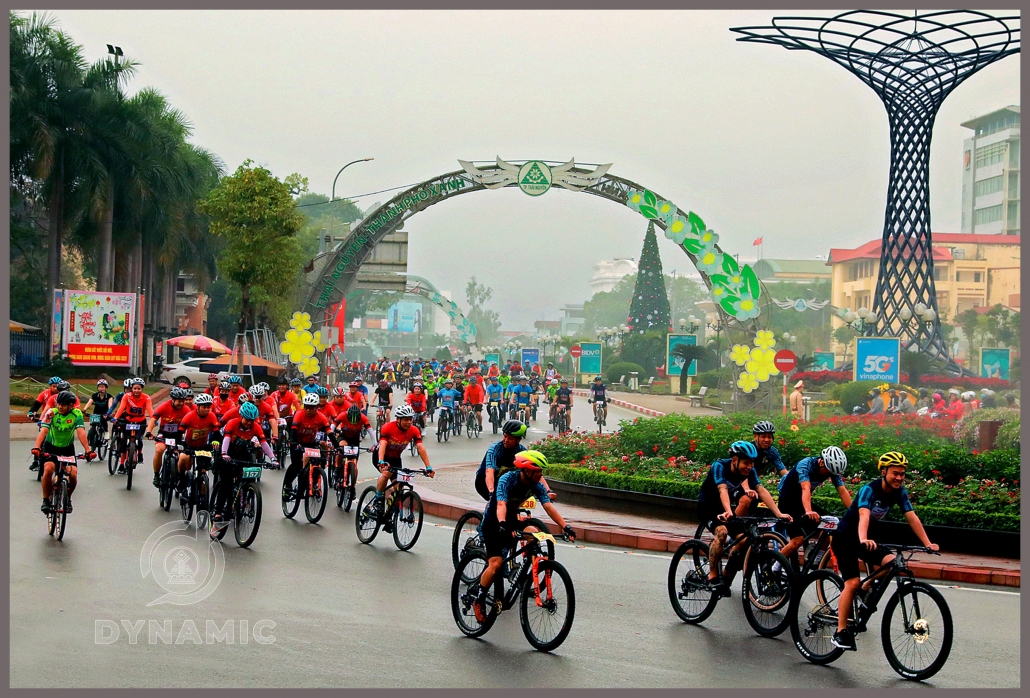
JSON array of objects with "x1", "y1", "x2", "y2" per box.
[{"x1": 753, "y1": 237, "x2": 763, "y2": 246}]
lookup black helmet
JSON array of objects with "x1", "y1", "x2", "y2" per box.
[
  {"x1": 347, "y1": 405, "x2": 361, "y2": 424},
  {"x1": 57, "y1": 381, "x2": 71, "y2": 391},
  {"x1": 502, "y1": 420, "x2": 528, "y2": 437},
  {"x1": 277, "y1": 375, "x2": 289, "y2": 385},
  {"x1": 55, "y1": 390, "x2": 77, "y2": 406}
]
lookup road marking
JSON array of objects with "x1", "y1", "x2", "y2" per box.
[{"x1": 931, "y1": 584, "x2": 1020, "y2": 596}]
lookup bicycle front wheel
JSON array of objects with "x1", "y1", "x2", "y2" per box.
[
  {"x1": 881, "y1": 581, "x2": 953, "y2": 681},
  {"x1": 354, "y1": 486, "x2": 381, "y2": 544},
  {"x1": 741, "y1": 548, "x2": 794, "y2": 637},
  {"x1": 452, "y1": 510, "x2": 484, "y2": 569},
  {"x1": 281, "y1": 475, "x2": 300, "y2": 519},
  {"x1": 125, "y1": 441, "x2": 136, "y2": 490},
  {"x1": 451, "y1": 552, "x2": 496, "y2": 638},
  {"x1": 234, "y1": 481, "x2": 262, "y2": 548},
  {"x1": 668, "y1": 539, "x2": 718, "y2": 624},
  {"x1": 520, "y1": 558, "x2": 575, "y2": 652},
  {"x1": 789, "y1": 569, "x2": 845, "y2": 665},
  {"x1": 108, "y1": 441, "x2": 117, "y2": 475},
  {"x1": 180, "y1": 474, "x2": 195, "y2": 524},
  {"x1": 304, "y1": 467, "x2": 328, "y2": 524},
  {"x1": 393, "y1": 490, "x2": 424, "y2": 551}
]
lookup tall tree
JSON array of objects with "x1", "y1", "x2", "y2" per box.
[
  {"x1": 627, "y1": 222, "x2": 671, "y2": 335},
  {"x1": 465, "y1": 277, "x2": 501, "y2": 345}
]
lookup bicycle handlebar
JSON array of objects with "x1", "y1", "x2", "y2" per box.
[{"x1": 877, "y1": 543, "x2": 940, "y2": 555}]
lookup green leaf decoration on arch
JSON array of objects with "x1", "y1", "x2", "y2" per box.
[
  {"x1": 687, "y1": 211, "x2": 706, "y2": 235},
  {"x1": 741, "y1": 264, "x2": 760, "y2": 298},
  {"x1": 721, "y1": 253, "x2": 740, "y2": 276},
  {"x1": 643, "y1": 190, "x2": 657, "y2": 208}
]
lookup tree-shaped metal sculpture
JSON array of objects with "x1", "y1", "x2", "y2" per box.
[
  {"x1": 732, "y1": 11, "x2": 1019, "y2": 371},
  {"x1": 627, "y1": 221, "x2": 672, "y2": 335}
]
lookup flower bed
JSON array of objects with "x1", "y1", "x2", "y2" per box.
[{"x1": 790, "y1": 370, "x2": 1012, "y2": 393}]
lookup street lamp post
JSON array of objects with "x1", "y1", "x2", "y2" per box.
[
  {"x1": 330, "y1": 158, "x2": 375, "y2": 204},
  {"x1": 705, "y1": 313, "x2": 724, "y2": 367}
]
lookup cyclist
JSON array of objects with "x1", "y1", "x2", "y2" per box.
[
  {"x1": 342, "y1": 380, "x2": 367, "y2": 412},
  {"x1": 215, "y1": 402, "x2": 277, "y2": 527},
  {"x1": 204, "y1": 373, "x2": 220, "y2": 395},
  {"x1": 177, "y1": 392, "x2": 221, "y2": 488},
  {"x1": 353, "y1": 377, "x2": 371, "y2": 414},
  {"x1": 497, "y1": 370, "x2": 511, "y2": 393},
  {"x1": 212, "y1": 380, "x2": 233, "y2": 418},
  {"x1": 487, "y1": 362, "x2": 500, "y2": 379},
  {"x1": 145, "y1": 387, "x2": 192, "y2": 488},
  {"x1": 227, "y1": 374, "x2": 245, "y2": 401},
  {"x1": 474, "y1": 419, "x2": 528, "y2": 499},
  {"x1": 111, "y1": 378, "x2": 154, "y2": 470},
  {"x1": 289, "y1": 377, "x2": 305, "y2": 404},
  {"x1": 830, "y1": 451, "x2": 938, "y2": 652},
  {"x1": 372, "y1": 379, "x2": 394, "y2": 419},
  {"x1": 369, "y1": 404, "x2": 434, "y2": 516},
  {"x1": 405, "y1": 382, "x2": 428, "y2": 427},
  {"x1": 544, "y1": 362, "x2": 558, "y2": 382},
  {"x1": 333, "y1": 404, "x2": 370, "y2": 449},
  {"x1": 32, "y1": 391, "x2": 95, "y2": 514},
  {"x1": 283, "y1": 393, "x2": 332, "y2": 502},
  {"x1": 751, "y1": 420, "x2": 788, "y2": 479},
  {"x1": 464, "y1": 375, "x2": 486, "y2": 431},
  {"x1": 588, "y1": 375, "x2": 608, "y2": 426},
  {"x1": 39, "y1": 381, "x2": 81, "y2": 421},
  {"x1": 544, "y1": 377, "x2": 559, "y2": 406},
  {"x1": 324, "y1": 386, "x2": 350, "y2": 424},
  {"x1": 28, "y1": 376, "x2": 63, "y2": 421},
  {"x1": 507, "y1": 375, "x2": 534, "y2": 420},
  {"x1": 272, "y1": 376, "x2": 300, "y2": 427},
  {"x1": 302, "y1": 376, "x2": 320, "y2": 394},
  {"x1": 472, "y1": 451, "x2": 575, "y2": 622},
  {"x1": 248, "y1": 384, "x2": 279, "y2": 444},
  {"x1": 776, "y1": 446, "x2": 852, "y2": 562},
  {"x1": 83, "y1": 378, "x2": 113, "y2": 440},
  {"x1": 436, "y1": 378, "x2": 462, "y2": 426},
  {"x1": 485, "y1": 376, "x2": 505, "y2": 424},
  {"x1": 698, "y1": 441, "x2": 793, "y2": 597},
  {"x1": 315, "y1": 386, "x2": 332, "y2": 419}
]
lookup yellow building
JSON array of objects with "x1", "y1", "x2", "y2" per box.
[{"x1": 827, "y1": 233, "x2": 1020, "y2": 355}]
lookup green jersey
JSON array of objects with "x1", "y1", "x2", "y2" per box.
[
  {"x1": 498, "y1": 375, "x2": 511, "y2": 389},
  {"x1": 547, "y1": 385, "x2": 558, "y2": 399},
  {"x1": 43, "y1": 408, "x2": 85, "y2": 449}
]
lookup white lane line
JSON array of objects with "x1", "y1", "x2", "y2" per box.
[{"x1": 931, "y1": 584, "x2": 1020, "y2": 596}]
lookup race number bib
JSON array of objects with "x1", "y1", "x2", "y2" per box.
[
  {"x1": 164, "y1": 438, "x2": 176, "y2": 446},
  {"x1": 395, "y1": 471, "x2": 413, "y2": 484},
  {"x1": 343, "y1": 446, "x2": 360, "y2": 457},
  {"x1": 162, "y1": 423, "x2": 179, "y2": 433},
  {"x1": 304, "y1": 448, "x2": 322, "y2": 459},
  {"x1": 57, "y1": 455, "x2": 76, "y2": 464},
  {"x1": 818, "y1": 517, "x2": 839, "y2": 530},
  {"x1": 90, "y1": 415, "x2": 102, "y2": 423},
  {"x1": 126, "y1": 423, "x2": 141, "y2": 431}
]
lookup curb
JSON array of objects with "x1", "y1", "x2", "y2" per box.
[
  {"x1": 414, "y1": 485, "x2": 1020, "y2": 588},
  {"x1": 571, "y1": 389, "x2": 666, "y2": 418}
]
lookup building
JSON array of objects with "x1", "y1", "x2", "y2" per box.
[
  {"x1": 533, "y1": 320, "x2": 561, "y2": 333},
  {"x1": 960, "y1": 105, "x2": 1020, "y2": 236},
  {"x1": 588, "y1": 258, "x2": 636, "y2": 295},
  {"x1": 752, "y1": 258, "x2": 833, "y2": 284},
  {"x1": 827, "y1": 233, "x2": 1021, "y2": 353},
  {"x1": 174, "y1": 274, "x2": 210, "y2": 335},
  {"x1": 560, "y1": 304, "x2": 585, "y2": 337}
]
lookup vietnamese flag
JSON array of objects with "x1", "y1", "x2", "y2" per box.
[{"x1": 753, "y1": 236, "x2": 763, "y2": 246}]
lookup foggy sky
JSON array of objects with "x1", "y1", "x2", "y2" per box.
[{"x1": 46, "y1": 10, "x2": 1021, "y2": 330}]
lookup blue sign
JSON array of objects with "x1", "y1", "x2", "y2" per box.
[
  {"x1": 520, "y1": 348, "x2": 540, "y2": 367},
  {"x1": 813, "y1": 351, "x2": 835, "y2": 371},
  {"x1": 579, "y1": 342, "x2": 603, "y2": 376},
  {"x1": 981, "y1": 348, "x2": 1010, "y2": 380},
  {"x1": 667, "y1": 334, "x2": 698, "y2": 376},
  {"x1": 854, "y1": 337, "x2": 901, "y2": 383},
  {"x1": 484, "y1": 352, "x2": 500, "y2": 368},
  {"x1": 387, "y1": 302, "x2": 421, "y2": 332}
]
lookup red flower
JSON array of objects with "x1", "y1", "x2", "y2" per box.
[
  {"x1": 672, "y1": 435, "x2": 678, "y2": 443},
  {"x1": 706, "y1": 424, "x2": 713, "y2": 431},
  {"x1": 636, "y1": 451, "x2": 644, "y2": 456},
  {"x1": 600, "y1": 465, "x2": 608, "y2": 472},
  {"x1": 653, "y1": 445, "x2": 659, "y2": 453},
  {"x1": 842, "y1": 440, "x2": 850, "y2": 448},
  {"x1": 622, "y1": 455, "x2": 630, "y2": 462}
]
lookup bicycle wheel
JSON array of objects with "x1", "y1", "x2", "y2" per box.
[
  {"x1": 180, "y1": 473, "x2": 195, "y2": 524},
  {"x1": 208, "y1": 481, "x2": 229, "y2": 541},
  {"x1": 304, "y1": 467, "x2": 328, "y2": 524},
  {"x1": 54, "y1": 479, "x2": 70, "y2": 541},
  {"x1": 342, "y1": 466, "x2": 356, "y2": 512},
  {"x1": 160, "y1": 456, "x2": 174, "y2": 512},
  {"x1": 516, "y1": 518, "x2": 556, "y2": 560},
  {"x1": 520, "y1": 558, "x2": 575, "y2": 652},
  {"x1": 437, "y1": 416, "x2": 444, "y2": 442},
  {"x1": 443, "y1": 420, "x2": 450, "y2": 442},
  {"x1": 108, "y1": 440, "x2": 117, "y2": 475},
  {"x1": 196, "y1": 471, "x2": 210, "y2": 528},
  {"x1": 788, "y1": 569, "x2": 846, "y2": 665},
  {"x1": 354, "y1": 486, "x2": 381, "y2": 544},
  {"x1": 451, "y1": 552, "x2": 497, "y2": 638},
  {"x1": 45, "y1": 478, "x2": 59, "y2": 536},
  {"x1": 452, "y1": 510, "x2": 484, "y2": 569},
  {"x1": 281, "y1": 473, "x2": 300, "y2": 519},
  {"x1": 234, "y1": 481, "x2": 263, "y2": 548},
  {"x1": 741, "y1": 548, "x2": 794, "y2": 637},
  {"x1": 668, "y1": 539, "x2": 718, "y2": 623},
  {"x1": 881, "y1": 581, "x2": 953, "y2": 681},
  {"x1": 392, "y1": 490, "x2": 424, "y2": 551},
  {"x1": 336, "y1": 472, "x2": 346, "y2": 509},
  {"x1": 125, "y1": 441, "x2": 135, "y2": 490}
]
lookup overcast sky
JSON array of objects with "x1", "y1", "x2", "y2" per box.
[{"x1": 46, "y1": 9, "x2": 1020, "y2": 331}]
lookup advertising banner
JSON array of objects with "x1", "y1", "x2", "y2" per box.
[
  {"x1": 62, "y1": 290, "x2": 136, "y2": 366},
  {"x1": 485, "y1": 353, "x2": 501, "y2": 368},
  {"x1": 50, "y1": 289, "x2": 64, "y2": 358},
  {"x1": 520, "y1": 348, "x2": 540, "y2": 368},
  {"x1": 666, "y1": 334, "x2": 698, "y2": 377},
  {"x1": 579, "y1": 342, "x2": 603, "y2": 376},
  {"x1": 853, "y1": 337, "x2": 900, "y2": 383},
  {"x1": 388, "y1": 301, "x2": 420, "y2": 332},
  {"x1": 980, "y1": 347, "x2": 1011, "y2": 380},
  {"x1": 813, "y1": 351, "x2": 836, "y2": 371}
]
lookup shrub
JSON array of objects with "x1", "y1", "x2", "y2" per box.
[
  {"x1": 836, "y1": 380, "x2": 884, "y2": 414},
  {"x1": 996, "y1": 419, "x2": 1020, "y2": 452},
  {"x1": 695, "y1": 368, "x2": 731, "y2": 389},
  {"x1": 955, "y1": 407, "x2": 1020, "y2": 449},
  {"x1": 606, "y1": 362, "x2": 644, "y2": 385}
]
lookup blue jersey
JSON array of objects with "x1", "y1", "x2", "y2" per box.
[
  {"x1": 698, "y1": 457, "x2": 760, "y2": 505},
  {"x1": 475, "y1": 440, "x2": 527, "y2": 479},
  {"x1": 837, "y1": 478, "x2": 913, "y2": 536},
  {"x1": 778, "y1": 456, "x2": 845, "y2": 512},
  {"x1": 756, "y1": 444, "x2": 787, "y2": 478},
  {"x1": 437, "y1": 388, "x2": 462, "y2": 408},
  {"x1": 302, "y1": 384, "x2": 320, "y2": 394},
  {"x1": 589, "y1": 383, "x2": 608, "y2": 400},
  {"x1": 481, "y1": 470, "x2": 551, "y2": 527},
  {"x1": 485, "y1": 384, "x2": 505, "y2": 402},
  {"x1": 509, "y1": 384, "x2": 534, "y2": 405}
]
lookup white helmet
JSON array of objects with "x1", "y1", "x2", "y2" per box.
[
  {"x1": 302, "y1": 393, "x2": 320, "y2": 407},
  {"x1": 821, "y1": 446, "x2": 848, "y2": 476},
  {"x1": 394, "y1": 404, "x2": 415, "y2": 419}
]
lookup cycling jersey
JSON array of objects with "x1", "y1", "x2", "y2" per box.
[
  {"x1": 509, "y1": 384, "x2": 534, "y2": 405},
  {"x1": 482, "y1": 470, "x2": 550, "y2": 526},
  {"x1": 44, "y1": 392, "x2": 81, "y2": 413},
  {"x1": 497, "y1": 375, "x2": 511, "y2": 389},
  {"x1": 115, "y1": 393, "x2": 152, "y2": 422},
  {"x1": 836, "y1": 478, "x2": 913, "y2": 536},
  {"x1": 212, "y1": 395, "x2": 234, "y2": 420},
  {"x1": 179, "y1": 410, "x2": 221, "y2": 449},
  {"x1": 546, "y1": 385, "x2": 558, "y2": 400},
  {"x1": 302, "y1": 383, "x2": 320, "y2": 394},
  {"x1": 272, "y1": 389, "x2": 299, "y2": 417},
  {"x1": 42, "y1": 408, "x2": 85, "y2": 449},
  {"x1": 777, "y1": 456, "x2": 845, "y2": 513},
  {"x1": 378, "y1": 421, "x2": 422, "y2": 459},
  {"x1": 698, "y1": 457, "x2": 760, "y2": 506},
  {"x1": 406, "y1": 393, "x2": 428, "y2": 412},
  {"x1": 756, "y1": 444, "x2": 787, "y2": 477},
  {"x1": 373, "y1": 386, "x2": 393, "y2": 406},
  {"x1": 486, "y1": 384, "x2": 505, "y2": 402},
  {"x1": 333, "y1": 411, "x2": 370, "y2": 443},
  {"x1": 437, "y1": 388, "x2": 462, "y2": 409},
  {"x1": 88, "y1": 391, "x2": 112, "y2": 415},
  {"x1": 344, "y1": 390, "x2": 367, "y2": 411},
  {"x1": 153, "y1": 401, "x2": 191, "y2": 434},
  {"x1": 221, "y1": 418, "x2": 267, "y2": 445},
  {"x1": 220, "y1": 400, "x2": 276, "y2": 426},
  {"x1": 290, "y1": 410, "x2": 331, "y2": 446},
  {"x1": 475, "y1": 440, "x2": 527, "y2": 481},
  {"x1": 589, "y1": 384, "x2": 608, "y2": 400},
  {"x1": 464, "y1": 383, "x2": 485, "y2": 404},
  {"x1": 544, "y1": 368, "x2": 557, "y2": 380}
]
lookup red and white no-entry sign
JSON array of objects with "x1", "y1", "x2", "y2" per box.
[
  {"x1": 569, "y1": 345, "x2": 583, "y2": 358},
  {"x1": 774, "y1": 349, "x2": 797, "y2": 373}
]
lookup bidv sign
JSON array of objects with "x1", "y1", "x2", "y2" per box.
[{"x1": 854, "y1": 337, "x2": 901, "y2": 383}]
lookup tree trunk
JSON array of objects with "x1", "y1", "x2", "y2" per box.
[
  {"x1": 130, "y1": 232, "x2": 143, "y2": 295},
  {"x1": 165, "y1": 268, "x2": 177, "y2": 332},
  {"x1": 97, "y1": 180, "x2": 114, "y2": 291},
  {"x1": 46, "y1": 155, "x2": 65, "y2": 311}
]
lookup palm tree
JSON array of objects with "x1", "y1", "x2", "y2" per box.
[
  {"x1": 671, "y1": 344, "x2": 716, "y2": 395},
  {"x1": 795, "y1": 353, "x2": 816, "y2": 373}
]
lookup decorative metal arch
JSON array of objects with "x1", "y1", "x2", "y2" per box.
[{"x1": 732, "y1": 10, "x2": 1020, "y2": 373}]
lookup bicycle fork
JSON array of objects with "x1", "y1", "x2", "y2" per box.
[{"x1": 531, "y1": 556, "x2": 554, "y2": 608}]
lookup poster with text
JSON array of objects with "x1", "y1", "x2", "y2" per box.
[
  {"x1": 853, "y1": 337, "x2": 900, "y2": 383},
  {"x1": 485, "y1": 353, "x2": 501, "y2": 368},
  {"x1": 520, "y1": 348, "x2": 540, "y2": 368},
  {"x1": 62, "y1": 291, "x2": 136, "y2": 366},
  {"x1": 579, "y1": 342, "x2": 603, "y2": 376}
]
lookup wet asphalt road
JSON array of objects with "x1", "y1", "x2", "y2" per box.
[{"x1": 8, "y1": 402, "x2": 1021, "y2": 688}]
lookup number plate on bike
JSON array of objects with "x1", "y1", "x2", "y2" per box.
[
  {"x1": 164, "y1": 438, "x2": 176, "y2": 446},
  {"x1": 126, "y1": 423, "x2": 140, "y2": 431},
  {"x1": 343, "y1": 446, "x2": 359, "y2": 456},
  {"x1": 194, "y1": 450, "x2": 211, "y2": 458},
  {"x1": 90, "y1": 415, "x2": 102, "y2": 423},
  {"x1": 531, "y1": 531, "x2": 555, "y2": 543},
  {"x1": 396, "y1": 471, "x2": 413, "y2": 483},
  {"x1": 162, "y1": 424, "x2": 179, "y2": 432},
  {"x1": 818, "y1": 516, "x2": 839, "y2": 530},
  {"x1": 519, "y1": 498, "x2": 536, "y2": 509},
  {"x1": 242, "y1": 466, "x2": 261, "y2": 480},
  {"x1": 278, "y1": 418, "x2": 286, "y2": 426},
  {"x1": 757, "y1": 520, "x2": 775, "y2": 528},
  {"x1": 304, "y1": 448, "x2": 322, "y2": 458},
  {"x1": 57, "y1": 455, "x2": 76, "y2": 464}
]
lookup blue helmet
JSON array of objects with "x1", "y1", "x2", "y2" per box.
[
  {"x1": 228, "y1": 375, "x2": 243, "y2": 385},
  {"x1": 238, "y1": 402, "x2": 259, "y2": 421},
  {"x1": 729, "y1": 440, "x2": 758, "y2": 460},
  {"x1": 316, "y1": 386, "x2": 329, "y2": 397},
  {"x1": 48, "y1": 376, "x2": 63, "y2": 385}
]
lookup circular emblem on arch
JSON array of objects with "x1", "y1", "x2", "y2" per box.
[{"x1": 518, "y1": 161, "x2": 552, "y2": 196}]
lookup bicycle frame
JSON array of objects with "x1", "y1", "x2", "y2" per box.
[
  {"x1": 847, "y1": 546, "x2": 919, "y2": 633},
  {"x1": 490, "y1": 532, "x2": 557, "y2": 611}
]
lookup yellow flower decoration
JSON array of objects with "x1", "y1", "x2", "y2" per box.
[
  {"x1": 280, "y1": 328, "x2": 315, "y2": 364},
  {"x1": 754, "y1": 330, "x2": 776, "y2": 350},
  {"x1": 312, "y1": 330, "x2": 331, "y2": 352},
  {"x1": 298, "y1": 356, "x2": 320, "y2": 377},
  {"x1": 790, "y1": 424, "x2": 800, "y2": 432},
  {"x1": 729, "y1": 344, "x2": 751, "y2": 366},
  {"x1": 750, "y1": 347, "x2": 779, "y2": 376},
  {"x1": 290, "y1": 312, "x2": 312, "y2": 331},
  {"x1": 737, "y1": 372, "x2": 759, "y2": 393}
]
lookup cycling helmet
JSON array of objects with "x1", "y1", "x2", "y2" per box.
[
  {"x1": 290, "y1": 378, "x2": 302, "y2": 387},
  {"x1": 821, "y1": 446, "x2": 848, "y2": 476},
  {"x1": 123, "y1": 378, "x2": 133, "y2": 388},
  {"x1": 550, "y1": 379, "x2": 558, "y2": 385},
  {"x1": 193, "y1": 393, "x2": 214, "y2": 406},
  {"x1": 57, "y1": 381, "x2": 71, "y2": 391},
  {"x1": 97, "y1": 378, "x2": 109, "y2": 387},
  {"x1": 514, "y1": 450, "x2": 547, "y2": 480},
  {"x1": 932, "y1": 392, "x2": 942, "y2": 401},
  {"x1": 238, "y1": 402, "x2": 259, "y2": 421},
  {"x1": 209, "y1": 373, "x2": 220, "y2": 380},
  {"x1": 55, "y1": 390, "x2": 78, "y2": 406},
  {"x1": 249, "y1": 385, "x2": 266, "y2": 399},
  {"x1": 502, "y1": 419, "x2": 528, "y2": 437},
  {"x1": 237, "y1": 393, "x2": 251, "y2": 404},
  {"x1": 228, "y1": 375, "x2": 242, "y2": 385},
  {"x1": 347, "y1": 405, "x2": 362, "y2": 424},
  {"x1": 219, "y1": 380, "x2": 231, "y2": 390},
  {"x1": 333, "y1": 386, "x2": 346, "y2": 397},
  {"x1": 349, "y1": 380, "x2": 361, "y2": 388},
  {"x1": 729, "y1": 440, "x2": 759, "y2": 460},
  {"x1": 444, "y1": 378, "x2": 454, "y2": 384},
  {"x1": 379, "y1": 380, "x2": 388, "y2": 387},
  {"x1": 918, "y1": 388, "x2": 928, "y2": 397},
  {"x1": 48, "y1": 376, "x2": 63, "y2": 385},
  {"x1": 560, "y1": 378, "x2": 568, "y2": 383},
  {"x1": 277, "y1": 375, "x2": 289, "y2": 385},
  {"x1": 316, "y1": 386, "x2": 329, "y2": 397},
  {"x1": 752, "y1": 420, "x2": 776, "y2": 435},
  {"x1": 130, "y1": 377, "x2": 145, "y2": 386},
  {"x1": 175, "y1": 377, "x2": 192, "y2": 388},
  {"x1": 394, "y1": 404, "x2": 415, "y2": 419},
  {"x1": 878, "y1": 451, "x2": 908, "y2": 471},
  {"x1": 594, "y1": 375, "x2": 603, "y2": 381},
  {"x1": 258, "y1": 382, "x2": 270, "y2": 392},
  {"x1": 170, "y1": 387, "x2": 191, "y2": 400},
  {"x1": 302, "y1": 393, "x2": 320, "y2": 407}
]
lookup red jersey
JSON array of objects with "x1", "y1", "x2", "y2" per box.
[
  {"x1": 45, "y1": 392, "x2": 81, "y2": 411},
  {"x1": 464, "y1": 383, "x2": 485, "y2": 405},
  {"x1": 212, "y1": 394, "x2": 234, "y2": 419},
  {"x1": 272, "y1": 389, "x2": 300, "y2": 417},
  {"x1": 344, "y1": 390, "x2": 367, "y2": 410},
  {"x1": 290, "y1": 409, "x2": 331, "y2": 446},
  {"x1": 179, "y1": 410, "x2": 221, "y2": 448},
  {"x1": 36, "y1": 388, "x2": 56, "y2": 405},
  {"x1": 378, "y1": 421, "x2": 422, "y2": 459},
  {"x1": 222, "y1": 417, "x2": 267, "y2": 444},
  {"x1": 406, "y1": 392, "x2": 428, "y2": 412},
  {"x1": 115, "y1": 392, "x2": 153, "y2": 422},
  {"x1": 221, "y1": 400, "x2": 276, "y2": 425},
  {"x1": 153, "y1": 400, "x2": 191, "y2": 433},
  {"x1": 487, "y1": 365, "x2": 499, "y2": 377},
  {"x1": 204, "y1": 385, "x2": 219, "y2": 395},
  {"x1": 324, "y1": 399, "x2": 349, "y2": 421},
  {"x1": 334, "y1": 411, "x2": 371, "y2": 440},
  {"x1": 229, "y1": 386, "x2": 245, "y2": 401}
]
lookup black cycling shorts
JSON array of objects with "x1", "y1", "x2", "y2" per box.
[
  {"x1": 780, "y1": 505, "x2": 820, "y2": 541},
  {"x1": 697, "y1": 501, "x2": 747, "y2": 539},
  {"x1": 830, "y1": 530, "x2": 892, "y2": 581},
  {"x1": 479, "y1": 515, "x2": 514, "y2": 559},
  {"x1": 42, "y1": 443, "x2": 76, "y2": 459}
]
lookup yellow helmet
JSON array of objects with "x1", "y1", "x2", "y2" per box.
[{"x1": 878, "y1": 451, "x2": 908, "y2": 471}]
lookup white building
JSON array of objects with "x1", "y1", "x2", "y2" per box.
[
  {"x1": 960, "y1": 105, "x2": 1020, "y2": 236},
  {"x1": 589, "y1": 258, "x2": 637, "y2": 295}
]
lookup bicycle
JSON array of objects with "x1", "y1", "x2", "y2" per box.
[
  {"x1": 354, "y1": 466, "x2": 429, "y2": 550},
  {"x1": 86, "y1": 415, "x2": 110, "y2": 462},
  {"x1": 487, "y1": 401, "x2": 503, "y2": 434},
  {"x1": 465, "y1": 405, "x2": 482, "y2": 439},
  {"x1": 552, "y1": 404, "x2": 570, "y2": 436},
  {"x1": 451, "y1": 525, "x2": 575, "y2": 652},
  {"x1": 515, "y1": 402, "x2": 530, "y2": 426},
  {"x1": 272, "y1": 419, "x2": 290, "y2": 469},
  {"x1": 179, "y1": 446, "x2": 214, "y2": 527},
  {"x1": 437, "y1": 408, "x2": 452, "y2": 443},
  {"x1": 374, "y1": 405, "x2": 390, "y2": 442},
  {"x1": 451, "y1": 497, "x2": 554, "y2": 582},
  {"x1": 330, "y1": 443, "x2": 366, "y2": 512},
  {"x1": 590, "y1": 398, "x2": 607, "y2": 433},
  {"x1": 155, "y1": 434, "x2": 181, "y2": 512},
  {"x1": 774, "y1": 515, "x2": 870, "y2": 594},
  {"x1": 788, "y1": 543, "x2": 952, "y2": 681},
  {"x1": 110, "y1": 421, "x2": 144, "y2": 490},
  {"x1": 668, "y1": 515, "x2": 795, "y2": 637},
  {"x1": 454, "y1": 404, "x2": 465, "y2": 436},
  {"x1": 282, "y1": 444, "x2": 329, "y2": 524},
  {"x1": 209, "y1": 459, "x2": 263, "y2": 548},
  {"x1": 42, "y1": 453, "x2": 87, "y2": 541}
]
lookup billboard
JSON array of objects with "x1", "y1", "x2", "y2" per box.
[
  {"x1": 853, "y1": 337, "x2": 900, "y2": 383},
  {"x1": 579, "y1": 342, "x2": 603, "y2": 376},
  {"x1": 666, "y1": 334, "x2": 698, "y2": 377},
  {"x1": 980, "y1": 347, "x2": 1011, "y2": 380},
  {"x1": 62, "y1": 290, "x2": 136, "y2": 366},
  {"x1": 813, "y1": 351, "x2": 835, "y2": 371},
  {"x1": 485, "y1": 352, "x2": 501, "y2": 368},
  {"x1": 520, "y1": 348, "x2": 540, "y2": 368},
  {"x1": 50, "y1": 289, "x2": 64, "y2": 357},
  {"x1": 387, "y1": 301, "x2": 421, "y2": 332}
]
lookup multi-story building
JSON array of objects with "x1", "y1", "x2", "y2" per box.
[
  {"x1": 588, "y1": 258, "x2": 636, "y2": 295},
  {"x1": 174, "y1": 274, "x2": 210, "y2": 336},
  {"x1": 960, "y1": 105, "x2": 1020, "y2": 236}
]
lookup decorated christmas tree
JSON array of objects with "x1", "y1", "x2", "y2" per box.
[{"x1": 627, "y1": 221, "x2": 671, "y2": 334}]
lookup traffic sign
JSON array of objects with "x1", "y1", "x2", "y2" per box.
[
  {"x1": 569, "y1": 345, "x2": 582, "y2": 358},
  {"x1": 774, "y1": 349, "x2": 797, "y2": 373}
]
